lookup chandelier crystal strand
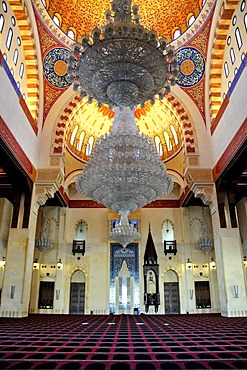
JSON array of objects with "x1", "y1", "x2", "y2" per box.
[
  {"x1": 109, "y1": 211, "x2": 140, "y2": 248},
  {"x1": 76, "y1": 108, "x2": 173, "y2": 246}
]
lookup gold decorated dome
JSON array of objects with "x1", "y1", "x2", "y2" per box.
[
  {"x1": 43, "y1": 0, "x2": 204, "y2": 43},
  {"x1": 67, "y1": 97, "x2": 182, "y2": 163}
]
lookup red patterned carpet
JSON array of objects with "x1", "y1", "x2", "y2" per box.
[{"x1": 0, "y1": 314, "x2": 247, "y2": 369}]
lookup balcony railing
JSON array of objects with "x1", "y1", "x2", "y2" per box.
[
  {"x1": 164, "y1": 240, "x2": 177, "y2": 255},
  {"x1": 72, "y1": 240, "x2": 85, "y2": 255}
]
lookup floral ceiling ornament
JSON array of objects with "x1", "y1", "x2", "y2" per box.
[{"x1": 70, "y1": 0, "x2": 176, "y2": 247}]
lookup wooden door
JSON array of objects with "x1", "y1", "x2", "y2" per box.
[
  {"x1": 164, "y1": 282, "x2": 180, "y2": 314},
  {"x1": 69, "y1": 282, "x2": 85, "y2": 314}
]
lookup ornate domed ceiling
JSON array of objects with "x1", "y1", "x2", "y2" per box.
[
  {"x1": 35, "y1": 0, "x2": 212, "y2": 164},
  {"x1": 41, "y1": 0, "x2": 205, "y2": 43},
  {"x1": 66, "y1": 98, "x2": 182, "y2": 163}
]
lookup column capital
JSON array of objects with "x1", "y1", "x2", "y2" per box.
[
  {"x1": 34, "y1": 168, "x2": 64, "y2": 209},
  {"x1": 184, "y1": 167, "x2": 216, "y2": 214}
]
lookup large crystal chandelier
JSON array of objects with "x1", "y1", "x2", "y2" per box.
[{"x1": 68, "y1": 0, "x2": 177, "y2": 247}]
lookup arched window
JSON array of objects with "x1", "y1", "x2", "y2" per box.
[
  {"x1": 170, "y1": 125, "x2": 179, "y2": 145},
  {"x1": 244, "y1": 14, "x2": 247, "y2": 31},
  {"x1": 164, "y1": 131, "x2": 172, "y2": 151},
  {"x1": 6, "y1": 28, "x2": 13, "y2": 50},
  {"x1": 154, "y1": 136, "x2": 163, "y2": 156},
  {"x1": 2, "y1": 1, "x2": 7, "y2": 12},
  {"x1": 41, "y1": 0, "x2": 47, "y2": 7},
  {"x1": 13, "y1": 49, "x2": 18, "y2": 65},
  {"x1": 86, "y1": 136, "x2": 94, "y2": 156},
  {"x1": 224, "y1": 61, "x2": 229, "y2": 77},
  {"x1": 230, "y1": 47, "x2": 236, "y2": 64},
  {"x1": 173, "y1": 28, "x2": 181, "y2": 40},
  {"x1": 235, "y1": 27, "x2": 243, "y2": 49},
  {"x1": 162, "y1": 220, "x2": 175, "y2": 241},
  {"x1": 70, "y1": 125, "x2": 79, "y2": 145},
  {"x1": 53, "y1": 13, "x2": 61, "y2": 27},
  {"x1": 11, "y1": 16, "x2": 16, "y2": 26},
  {"x1": 187, "y1": 14, "x2": 195, "y2": 27},
  {"x1": 75, "y1": 220, "x2": 87, "y2": 241},
  {"x1": 19, "y1": 62, "x2": 24, "y2": 78},
  {"x1": 0, "y1": 15, "x2": 4, "y2": 33},
  {"x1": 241, "y1": 0, "x2": 246, "y2": 12},
  {"x1": 67, "y1": 28, "x2": 76, "y2": 40},
  {"x1": 76, "y1": 131, "x2": 85, "y2": 151}
]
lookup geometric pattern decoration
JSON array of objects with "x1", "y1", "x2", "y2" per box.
[
  {"x1": 175, "y1": 47, "x2": 205, "y2": 88},
  {"x1": 43, "y1": 48, "x2": 72, "y2": 88}
]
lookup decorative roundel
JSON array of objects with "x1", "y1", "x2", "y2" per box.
[
  {"x1": 175, "y1": 47, "x2": 205, "y2": 88},
  {"x1": 43, "y1": 48, "x2": 73, "y2": 88}
]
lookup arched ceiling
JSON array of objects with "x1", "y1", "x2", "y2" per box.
[
  {"x1": 66, "y1": 98, "x2": 183, "y2": 162},
  {"x1": 43, "y1": 0, "x2": 204, "y2": 43}
]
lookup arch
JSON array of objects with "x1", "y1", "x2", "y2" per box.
[
  {"x1": 75, "y1": 219, "x2": 88, "y2": 241},
  {"x1": 164, "y1": 269, "x2": 179, "y2": 283},
  {"x1": 162, "y1": 219, "x2": 175, "y2": 241},
  {"x1": 51, "y1": 94, "x2": 198, "y2": 163},
  {"x1": 71, "y1": 269, "x2": 85, "y2": 283}
]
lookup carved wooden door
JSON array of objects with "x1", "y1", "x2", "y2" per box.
[
  {"x1": 69, "y1": 282, "x2": 85, "y2": 314},
  {"x1": 164, "y1": 282, "x2": 180, "y2": 314}
]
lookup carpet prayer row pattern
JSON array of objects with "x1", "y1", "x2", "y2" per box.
[{"x1": 0, "y1": 314, "x2": 247, "y2": 369}]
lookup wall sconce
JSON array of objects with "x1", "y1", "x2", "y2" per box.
[
  {"x1": 210, "y1": 258, "x2": 216, "y2": 269},
  {"x1": 1, "y1": 257, "x2": 6, "y2": 267},
  {"x1": 243, "y1": 256, "x2": 247, "y2": 267},
  {"x1": 57, "y1": 259, "x2": 63, "y2": 269},
  {"x1": 186, "y1": 258, "x2": 192, "y2": 269},
  {"x1": 33, "y1": 258, "x2": 39, "y2": 269}
]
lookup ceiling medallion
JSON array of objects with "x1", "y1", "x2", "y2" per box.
[
  {"x1": 43, "y1": 47, "x2": 72, "y2": 88},
  {"x1": 175, "y1": 47, "x2": 205, "y2": 87}
]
